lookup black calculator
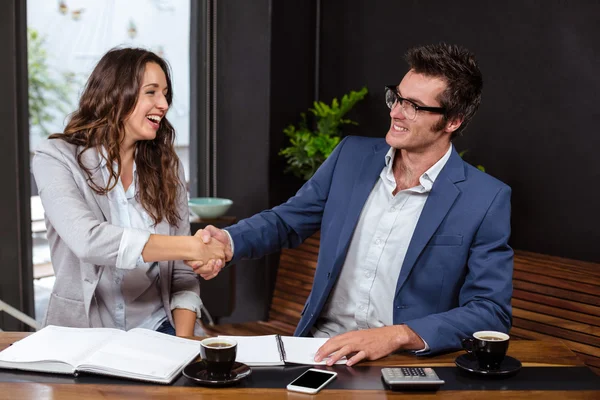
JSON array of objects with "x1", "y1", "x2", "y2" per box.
[{"x1": 381, "y1": 367, "x2": 445, "y2": 390}]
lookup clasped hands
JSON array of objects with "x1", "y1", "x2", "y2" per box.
[{"x1": 185, "y1": 225, "x2": 231, "y2": 280}]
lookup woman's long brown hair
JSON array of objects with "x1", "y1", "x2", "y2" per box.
[{"x1": 49, "y1": 47, "x2": 183, "y2": 226}]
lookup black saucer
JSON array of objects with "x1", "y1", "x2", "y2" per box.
[
  {"x1": 183, "y1": 361, "x2": 252, "y2": 386},
  {"x1": 455, "y1": 354, "x2": 522, "y2": 377}
]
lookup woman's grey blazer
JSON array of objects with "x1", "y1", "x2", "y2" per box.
[{"x1": 32, "y1": 138, "x2": 201, "y2": 330}]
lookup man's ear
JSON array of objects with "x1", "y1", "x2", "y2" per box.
[{"x1": 444, "y1": 116, "x2": 463, "y2": 134}]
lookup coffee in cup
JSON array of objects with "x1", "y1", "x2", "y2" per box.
[
  {"x1": 461, "y1": 331, "x2": 509, "y2": 370},
  {"x1": 200, "y1": 337, "x2": 237, "y2": 379}
]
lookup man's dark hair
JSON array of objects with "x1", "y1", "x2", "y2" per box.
[{"x1": 406, "y1": 43, "x2": 483, "y2": 138}]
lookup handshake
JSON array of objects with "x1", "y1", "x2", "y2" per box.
[{"x1": 185, "y1": 225, "x2": 231, "y2": 280}]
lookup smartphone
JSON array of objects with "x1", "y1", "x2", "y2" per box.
[{"x1": 286, "y1": 368, "x2": 338, "y2": 394}]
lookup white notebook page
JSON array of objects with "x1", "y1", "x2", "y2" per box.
[
  {"x1": 79, "y1": 328, "x2": 200, "y2": 379},
  {"x1": 218, "y1": 335, "x2": 347, "y2": 366},
  {"x1": 219, "y1": 335, "x2": 282, "y2": 366},
  {"x1": 0, "y1": 326, "x2": 122, "y2": 368},
  {"x1": 281, "y1": 336, "x2": 347, "y2": 365}
]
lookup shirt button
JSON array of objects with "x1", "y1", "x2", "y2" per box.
[
  {"x1": 117, "y1": 304, "x2": 123, "y2": 310},
  {"x1": 359, "y1": 304, "x2": 366, "y2": 311},
  {"x1": 364, "y1": 270, "x2": 371, "y2": 278},
  {"x1": 375, "y1": 238, "x2": 382, "y2": 246},
  {"x1": 390, "y1": 206, "x2": 396, "y2": 212}
]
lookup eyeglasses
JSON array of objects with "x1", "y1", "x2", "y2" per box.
[{"x1": 385, "y1": 85, "x2": 446, "y2": 120}]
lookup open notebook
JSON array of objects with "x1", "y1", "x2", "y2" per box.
[
  {"x1": 0, "y1": 325, "x2": 200, "y2": 384},
  {"x1": 219, "y1": 334, "x2": 347, "y2": 366}
]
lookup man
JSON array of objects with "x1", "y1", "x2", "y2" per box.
[{"x1": 192, "y1": 43, "x2": 513, "y2": 366}]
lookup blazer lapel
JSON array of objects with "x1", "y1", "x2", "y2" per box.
[
  {"x1": 335, "y1": 142, "x2": 388, "y2": 262},
  {"x1": 77, "y1": 148, "x2": 111, "y2": 299},
  {"x1": 80, "y1": 147, "x2": 111, "y2": 222},
  {"x1": 394, "y1": 148, "x2": 466, "y2": 296}
]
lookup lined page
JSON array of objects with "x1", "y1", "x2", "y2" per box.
[
  {"x1": 0, "y1": 325, "x2": 122, "y2": 373},
  {"x1": 78, "y1": 328, "x2": 200, "y2": 383},
  {"x1": 218, "y1": 335, "x2": 283, "y2": 366},
  {"x1": 281, "y1": 336, "x2": 347, "y2": 365}
]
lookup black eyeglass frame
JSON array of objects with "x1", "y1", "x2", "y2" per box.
[{"x1": 385, "y1": 85, "x2": 446, "y2": 117}]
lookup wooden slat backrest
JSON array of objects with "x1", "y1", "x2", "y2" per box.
[
  {"x1": 511, "y1": 250, "x2": 600, "y2": 375},
  {"x1": 267, "y1": 246, "x2": 600, "y2": 375},
  {"x1": 266, "y1": 233, "x2": 320, "y2": 329}
]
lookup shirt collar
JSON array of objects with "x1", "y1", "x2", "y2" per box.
[{"x1": 384, "y1": 144, "x2": 453, "y2": 191}]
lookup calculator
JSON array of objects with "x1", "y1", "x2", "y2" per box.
[{"x1": 381, "y1": 367, "x2": 445, "y2": 390}]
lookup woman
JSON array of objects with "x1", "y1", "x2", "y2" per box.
[{"x1": 32, "y1": 47, "x2": 224, "y2": 337}]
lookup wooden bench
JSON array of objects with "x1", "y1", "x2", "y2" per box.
[
  {"x1": 202, "y1": 235, "x2": 600, "y2": 375},
  {"x1": 511, "y1": 250, "x2": 600, "y2": 375}
]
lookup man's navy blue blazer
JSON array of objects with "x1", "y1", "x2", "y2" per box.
[{"x1": 226, "y1": 136, "x2": 513, "y2": 355}]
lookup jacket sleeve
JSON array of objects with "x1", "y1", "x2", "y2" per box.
[
  {"x1": 226, "y1": 136, "x2": 350, "y2": 263},
  {"x1": 169, "y1": 161, "x2": 201, "y2": 311},
  {"x1": 32, "y1": 142, "x2": 150, "y2": 267},
  {"x1": 404, "y1": 186, "x2": 514, "y2": 355}
]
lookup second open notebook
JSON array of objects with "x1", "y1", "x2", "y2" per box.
[
  {"x1": 0, "y1": 325, "x2": 200, "y2": 384},
  {"x1": 218, "y1": 334, "x2": 347, "y2": 366}
]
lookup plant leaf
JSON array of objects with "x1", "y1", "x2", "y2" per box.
[{"x1": 280, "y1": 86, "x2": 368, "y2": 180}]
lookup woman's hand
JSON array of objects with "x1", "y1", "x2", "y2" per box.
[
  {"x1": 187, "y1": 234, "x2": 226, "y2": 278},
  {"x1": 190, "y1": 234, "x2": 226, "y2": 264},
  {"x1": 195, "y1": 225, "x2": 233, "y2": 261},
  {"x1": 185, "y1": 227, "x2": 232, "y2": 279}
]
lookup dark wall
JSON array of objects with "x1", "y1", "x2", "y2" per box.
[
  {"x1": 208, "y1": 0, "x2": 317, "y2": 323},
  {"x1": 269, "y1": 0, "x2": 316, "y2": 207},
  {"x1": 266, "y1": 0, "x2": 318, "y2": 310},
  {"x1": 317, "y1": 0, "x2": 600, "y2": 262},
  {"x1": 212, "y1": 0, "x2": 273, "y2": 323}
]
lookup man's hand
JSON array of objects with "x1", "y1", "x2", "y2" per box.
[
  {"x1": 185, "y1": 225, "x2": 233, "y2": 280},
  {"x1": 197, "y1": 225, "x2": 233, "y2": 261},
  {"x1": 314, "y1": 325, "x2": 425, "y2": 367},
  {"x1": 184, "y1": 233, "x2": 226, "y2": 279}
]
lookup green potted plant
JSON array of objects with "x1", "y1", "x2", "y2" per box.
[{"x1": 280, "y1": 87, "x2": 368, "y2": 181}]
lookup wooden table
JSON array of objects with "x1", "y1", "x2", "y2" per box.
[{"x1": 0, "y1": 333, "x2": 597, "y2": 399}]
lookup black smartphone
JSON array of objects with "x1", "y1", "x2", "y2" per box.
[{"x1": 286, "y1": 368, "x2": 338, "y2": 394}]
